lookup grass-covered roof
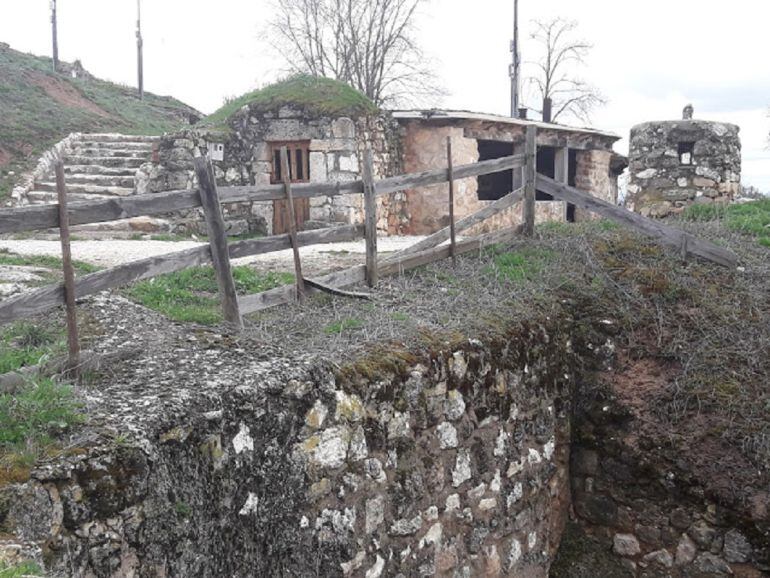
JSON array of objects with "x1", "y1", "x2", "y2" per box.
[{"x1": 202, "y1": 75, "x2": 379, "y2": 128}]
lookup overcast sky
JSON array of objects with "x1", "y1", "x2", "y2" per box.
[{"x1": 2, "y1": 0, "x2": 768, "y2": 190}]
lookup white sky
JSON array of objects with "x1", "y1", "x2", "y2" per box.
[{"x1": 1, "y1": 0, "x2": 769, "y2": 190}]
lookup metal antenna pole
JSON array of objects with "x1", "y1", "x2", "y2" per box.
[
  {"x1": 510, "y1": 0, "x2": 520, "y2": 117},
  {"x1": 51, "y1": 0, "x2": 59, "y2": 73},
  {"x1": 136, "y1": 0, "x2": 144, "y2": 100}
]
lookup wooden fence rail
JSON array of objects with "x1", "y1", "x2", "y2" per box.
[
  {"x1": 0, "y1": 224, "x2": 363, "y2": 324},
  {"x1": 0, "y1": 154, "x2": 527, "y2": 235},
  {"x1": 536, "y1": 175, "x2": 738, "y2": 268}
]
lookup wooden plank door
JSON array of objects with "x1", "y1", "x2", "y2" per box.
[{"x1": 272, "y1": 142, "x2": 311, "y2": 235}]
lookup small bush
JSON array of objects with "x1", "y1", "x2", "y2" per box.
[
  {"x1": 325, "y1": 318, "x2": 365, "y2": 335},
  {"x1": 0, "y1": 561, "x2": 43, "y2": 577},
  {"x1": 127, "y1": 266, "x2": 294, "y2": 325}
]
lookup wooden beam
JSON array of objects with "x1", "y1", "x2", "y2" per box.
[
  {"x1": 536, "y1": 175, "x2": 738, "y2": 268},
  {"x1": 463, "y1": 127, "x2": 614, "y2": 152},
  {"x1": 363, "y1": 148, "x2": 378, "y2": 287},
  {"x1": 555, "y1": 146, "x2": 569, "y2": 220},
  {"x1": 280, "y1": 147, "x2": 307, "y2": 301},
  {"x1": 521, "y1": 126, "x2": 537, "y2": 237},
  {"x1": 194, "y1": 157, "x2": 243, "y2": 330},
  {"x1": 385, "y1": 186, "x2": 525, "y2": 261},
  {"x1": 54, "y1": 162, "x2": 80, "y2": 380},
  {"x1": 0, "y1": 224, "x2": 362, "y2": 326},
  {"x1": 240, "y1": 227, "x2": 519, "y2": 315},
  {"x1": 447, "y1": 137, "x2": 457, "y2": 266},
  {"x1": 304, "y1": 278, "x2": 371, "y2": 300},
  {"x1": 0, "y1": 154, "x2": 526, "y2": 235}
]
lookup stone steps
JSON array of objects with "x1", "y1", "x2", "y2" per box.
[
  {"x1": 65, "y1": 165, "x2": 138, "y2": 177},
  {"x1": 70, "y1": 148, "x2": 150, "y2": 159},
  {"x1": 61, "y1": 173, "x2": 136, "y2": 188},
  {"x1": 78, "y1": 141, "x2": 154, "y2": 151},
  {"x1": 63, "y1": 156, "x2": 146, "y2": 168},
  {"x1": 85, "y1": 133, "x2": 160, "y2": 143},
  {"x1": 36, "y1": 181, "x2": 135, "y2": 196},
  {"x1": 27, "y1": 191, "x2": 114, "y2": 205}
]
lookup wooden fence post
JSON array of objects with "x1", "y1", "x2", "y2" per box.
[
  {"x1": 55, "y1": 162, "x2": 80, "y2": 380},
  {"x1": 280, "y1": 147, "x2": 307, "y2": 301},
  {"x1": 193, "y1": 156, "x2": 243, "y2": 330},
  {"x1": 522, "y1": 125, "x2": 537, "y2": 236},
  {"x1": 363, "y1": 148, "x2": 378, "y2": 287},
  {"x1": 447, "y1": 137, "x2": 457, "y2": 266}
]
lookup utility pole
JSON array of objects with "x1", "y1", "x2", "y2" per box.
[
  {"x1": 51, "y1": 0, "x2": 59, "y2": 73},
  {"x1": 510, "y1": 0, "x2": 520, "y2": 117},
  {"x1": 136, "y1": 0, "x2": 144, "y2": 100}
]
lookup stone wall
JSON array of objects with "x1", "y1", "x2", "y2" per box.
[
  {"x1": 568, "y1": 381, "x2": 769, "y2": 577},
  {"x1": 2, "y1": 320, "x2": 577, "y2": 577},
  {"x1": 627, "y1": 120, "x2": 741, "y2": 218},
  {"x1": 136, "y1": 109, "x2": 403, "y2": 237},
  {"x1": 574, "y1": 149, "x2": 614, "y2": 221}
]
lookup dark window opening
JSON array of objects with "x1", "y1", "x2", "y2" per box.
[
  {"x1": 477, "y1": 140, "x2": 514, "y2": 201},
  {"x1": 678, "y1": 141, "x2": 695, "y2": 165},
  {"x1": 270, "y1": 141, "x2": 310, "y2": 184},
  {"x1": 567, "y1": 149, "x2": 578, "y2": 222},
  {"x1": 536, "y1": 147, "x2": 555, "y2": 201}
]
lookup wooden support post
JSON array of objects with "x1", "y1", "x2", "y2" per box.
[
  {"x1": 54, "y1": 162, "x2": 80, "y2": 380},
  {"x1": 363, "y1": 148, "x2": 378, "y2": 288},
  {"x1": 522, "y1": 125, "x2": 537, "y2": 236},
  {"x1": 555, "y1": 146, "x2": 569, "y2": 220},
  {"x1": 447, "y1": 137, "x2": 457, "y2": 266},
  {"x1": 193, "y1": 157, "x2": 243, "y2": 329},
  {"x1": 280, "y1": 147, "x2": 307, "y2": 301}
]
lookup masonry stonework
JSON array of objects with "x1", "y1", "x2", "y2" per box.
[{"x1": 628, "y1": 112, "x2": 741, "y2": 218}]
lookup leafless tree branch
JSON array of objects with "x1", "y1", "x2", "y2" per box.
[
  {"x1": 524, "y1": 17, "x2": 606, "y2": 124},
  {"x1": 268, "y1": 0, "x2": 444, "y2": 107}
]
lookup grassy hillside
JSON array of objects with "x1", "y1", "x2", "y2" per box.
[
  {"x1": 0, "y1": 42, "x2": 200, "y2": 201},
  {"x1": 201, "y1": 75, "x2": 378, "y2": 130}
]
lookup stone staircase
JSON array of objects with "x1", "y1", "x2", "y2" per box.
[{"x1": 26, "y1": 134, "x2": 159, "y2": 205}]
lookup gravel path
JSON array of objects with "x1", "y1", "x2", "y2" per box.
[{"x1": 0, "y1": 236, "x2": 426, "y2": 269}]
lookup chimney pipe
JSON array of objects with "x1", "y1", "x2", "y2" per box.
[
  {"x1": 542, "y1": 98, "x2": 552, "y2": 123},
  {"x1": 518, "y1": 107, "x2": 528, "y2": 120}
]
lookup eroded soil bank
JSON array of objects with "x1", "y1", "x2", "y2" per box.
[{"x1": 1, "y1": 221, "x2": 768, "y2": 577}]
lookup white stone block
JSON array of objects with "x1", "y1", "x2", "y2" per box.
[{"x1": 309, "y1": 152, "x2": 328, "y2": 182}]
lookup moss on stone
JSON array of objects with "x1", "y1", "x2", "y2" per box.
[{"x1": 202, "y1": 75, "x2": 379, "y2": 129}]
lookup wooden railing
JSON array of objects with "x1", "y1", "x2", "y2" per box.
[{"x1": 0, "y1": 126, "x2": 738, "y2": 375}]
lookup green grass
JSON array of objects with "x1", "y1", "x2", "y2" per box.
[
  {"x1": 324, "y1": 318, "x2": 365, "y2": 335},
  {"x1": 201, "y1": 75, "x2": 378, "y2": 130},
  {"x1": 0, "y1": 562, "x2": 43, "y2": 577},
  {"x1": 0, "y1": 322, "x2": 64, "y2": 374},
  {"x1": 681, "y1": 199, "x2": 770, "y2": 247},
  {"x1": 484, "y1": 248, "x2": 554, "y2": 282},
  {"x1": 127, "y1": 266, "x2": 294, "y2": 325},
  {"x1": 0, "y1": 378, "x2": 83, "y2": 483},
  {"x1": 0, "y1": 250, "x2": 99, "y2": 276},
  {"x1": 0, "y1": 43, "x2": 198, "y2": 200}
]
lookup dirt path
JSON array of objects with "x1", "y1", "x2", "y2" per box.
[{"x1": 0, "y1": 236, "x2": 427, "y2": 271}]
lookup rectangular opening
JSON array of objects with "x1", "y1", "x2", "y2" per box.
[
  {"x1": 536, "y1": 146, "x2": 556, "y2": 201},
  {"x1": 270, "y1": 141, "x2": 310, "y2": 184},
  {"x1": 477, "y1": 140, "x2": 514, "y2": 201},
  {"x1": 678, "y1": 142, "x2": 695, "y2": 165}
]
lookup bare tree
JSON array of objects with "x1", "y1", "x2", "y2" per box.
[
  {"x1": 268, "y1": 0, "x2": 442, "y2": 107},
  {"x1": 524, "y1": 18, "x2": 605, "y2": 124}
]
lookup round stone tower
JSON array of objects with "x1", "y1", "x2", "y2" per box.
[{"x1": 627, "y1": 106, "x2": 741, "y2": 217}]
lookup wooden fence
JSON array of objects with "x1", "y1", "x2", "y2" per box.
[{"x1": 0, "y1": 126, "x2": 738, "y2": 375}]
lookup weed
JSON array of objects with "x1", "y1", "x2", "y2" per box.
[
  {"x1": 0, "y1": 378, "x2": 83, "y2": 484},
  {"x1": 325, "y1": 318, "x2": 365, "y2": 335},
  {"x1": 484, "y1": 248, "x2": 554, "y2": 282},
  {"x1": 391, "y1": 312, "x2": 409, "y2": 322},
  {"x1": 126, "y1": 266, "x2": 293, "y2": 325},
  {"x1": 175, "y1": 501, "x2": 192, "y2": 518},
  {"x1": 0, "y1": 561, "x2": 43, "y2": 577},
  {"x1": 0, "y1": 252, "x2": 99, "y2": 275},
  {"x1": 0, "y1": 322, "x2": 64, "y2": 374}
]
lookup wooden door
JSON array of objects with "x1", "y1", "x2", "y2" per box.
[{"x1": 271, "y1": 142, "x2": 311, "y2": 235}]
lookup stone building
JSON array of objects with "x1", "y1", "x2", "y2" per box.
[
  {"x1": 135, "y1": 78, "x2": 624, "y2": 236},
  {"x1": 627, "y1": 106, "x2": 741, "y2": 217}
]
